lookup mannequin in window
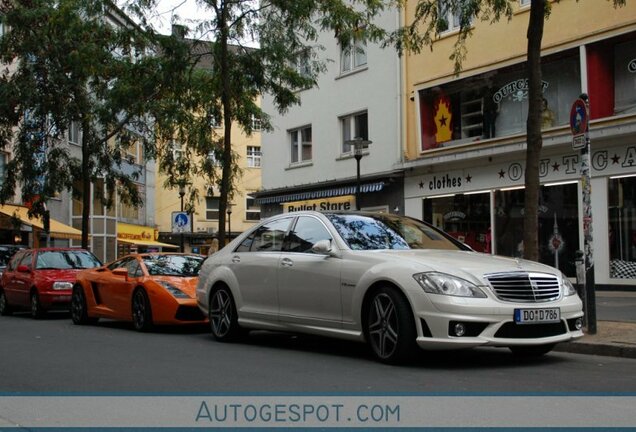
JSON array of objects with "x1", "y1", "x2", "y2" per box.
[
  {"x1": 482, "y1": 88, "x2": 498, "y2": 139},
  {"x1": 541, "y1": 97, "x2": 555, "y2": 129}
]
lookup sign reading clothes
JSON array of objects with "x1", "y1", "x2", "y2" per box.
[{"x1": 283, "y1": 196, "x2": 355, "y2": 213}]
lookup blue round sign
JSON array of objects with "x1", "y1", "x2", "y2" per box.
[{"x1": 570, "y1": 98, "x2": 588, "y2": 136}]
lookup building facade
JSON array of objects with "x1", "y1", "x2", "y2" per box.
[
  {"x1": 258, "y1": 9, "x2": 404, "y2": 216},
  {"x1": 402, "y1": 0, "x2": 636, "y2": 289}
]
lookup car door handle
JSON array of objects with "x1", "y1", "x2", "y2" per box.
[
  {"x1": 281, "y1": 258, "x2": 293, "y2": 267},
  {"x1": 232, "y1": 256, "x2": 241, "y2": 263}
]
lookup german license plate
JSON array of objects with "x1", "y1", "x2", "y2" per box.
[{"x1": 514, "y1": 308, "x2": 560, "y2": 324}]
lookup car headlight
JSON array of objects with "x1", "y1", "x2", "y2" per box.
[
  {"x1": 52, "y1": 281, "x2": 73, "y2": 291},
  {"x1": 413, "y1": 272, "x2": 487, "y2": 298},
  {"x1": 158, "y1": 281, "x2": 189, "y2": 298},
  {"x1": 562, "y1": 275, "x2": 577, "y2": 297}
]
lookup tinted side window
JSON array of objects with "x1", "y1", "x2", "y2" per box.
[
  {"x1": 235, "y1": 234, "x2": 255, "y2": 252},
  {"x1": 19, "y1": 252, "x2": 33, "y2": 268},
  {"x1": 7, "y1": 252, "x2": 23, "y2": 271},
  {"x1": 285, "y1": 217, "x2": 333, "y2": 253},
  {"x1": 250, "y1": 218, "x2": 292, "y2": 252}
]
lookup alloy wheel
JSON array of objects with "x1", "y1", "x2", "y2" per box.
[
  {"x1": 210, "y1": 289, "x2": 233, "y2": 338},
  {"x1": 132, "y1": 290, "x2": 148, "y2": 330},
  {"x1": 368, "y1": 293, "x2": 399, "y2": 359}
]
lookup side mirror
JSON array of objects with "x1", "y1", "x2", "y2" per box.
[
  {"x1": 17, "y1": 265, "x2": 31, "y2": 273},
  {"x1": 112, "y1": 268, "x2": 128, "y2": 279},
  {"x1": 311, "y1": 239, "x2": 334, "y2": 256}
]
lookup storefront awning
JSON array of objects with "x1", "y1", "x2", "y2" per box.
[
  {"x1": 0, "y1": 204, "x2": 83, "y2": 240},
  {"x1": 117, "y1": 238, "x2": 179, "y2": 249},
  {"x1": 256, "y1": 181, "x2": 385, "y2": 204}
]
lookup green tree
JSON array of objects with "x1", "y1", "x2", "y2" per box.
[
  {"x1": 391, "y1": 0, "x2": 625, "y2": 261},
  {"x1": 127, "y1": 0, "x2": 389, "y2": 245},
  {"x1": 0, "y1": 0, "x2": 187, "y2": 247}
]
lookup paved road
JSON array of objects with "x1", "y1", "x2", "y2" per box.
[{"x1": 1, "y1": 313, "x2": 635, "y2": 394}]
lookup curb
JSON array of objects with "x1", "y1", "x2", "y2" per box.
[{"x1": 554, "y1": 341, "x2": 636, "y2": 359}]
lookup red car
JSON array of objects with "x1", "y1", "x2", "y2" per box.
[{"x1": 0, "y1": 248, "x2": 102, "y2": 318}]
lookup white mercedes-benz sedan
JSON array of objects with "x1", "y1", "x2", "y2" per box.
[{"x1": 196, "y1": 211, "x2": 584, "y2": 363}]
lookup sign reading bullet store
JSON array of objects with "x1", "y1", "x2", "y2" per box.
[{"x1": 283, "y1": 195, "x2": 355, "y2": 213}]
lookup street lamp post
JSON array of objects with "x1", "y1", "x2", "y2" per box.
[
  {"x1": 345, "y1": 137, "x2": 372, "y2": 210},
  {"x1": 179, "y1": 185, "x2": 185, "y2": 253},
  {"x1": 227, "y1": 204, "x2": 234, "y2": 245}
]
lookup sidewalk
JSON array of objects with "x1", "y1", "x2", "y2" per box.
[{"x1": 554, "y1": 291, "x2": 636, "y2": 359}]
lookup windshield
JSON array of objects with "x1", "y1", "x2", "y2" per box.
[
  {"x1": 143, "y1": 255, "x2": 204, "y2": 277},
  {"x1": 36, "y1": 250, "x2": 102, "y2": 270},
  {"x1": 326, "y1": 214, "x2": 465, "y2": 251}
]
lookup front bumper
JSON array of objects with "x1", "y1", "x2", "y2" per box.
[{"x1": 411, "y1": 291, "x2": 584, "y2": 350}]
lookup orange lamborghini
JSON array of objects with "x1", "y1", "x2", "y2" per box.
[{"x1": 71, "y1": 253, "x2": 207, "y2": 331}]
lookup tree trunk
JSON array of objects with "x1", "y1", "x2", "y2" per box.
[
  {"x1": 81, "y1": 116, "x2": 91, "y2": 249},
  {"x1": 217, "y1": 2, "x2": 231, "y2": 246},
  {"x1": 522, "y1": 0, "x2": 546, "y2": 262}
]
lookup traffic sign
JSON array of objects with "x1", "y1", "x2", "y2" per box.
[{"x1": 172, "y1": 211, "x2": 190, "y2": 233}]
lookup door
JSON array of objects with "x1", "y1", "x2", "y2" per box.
[
  {"x1": 13, "y1": 252, "x2": 34, "y2": 307},
  {"x1": 278, "y1": 216, "x2": 343, "y2": 327},
  {"x1": 2, "y1": 251, "x2": 25, "y2": 306},
  {"x1": 98, "y1": 257, "x2": 136, "y2": 318},
  {"x1": 229, "y1": 217, "x2": 292, "y2": 321}
]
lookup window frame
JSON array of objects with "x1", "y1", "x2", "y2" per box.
[
  {"x1": 341, "y1": 111, "x2": 369, "y2": 155},
  {"x1": 246, "y1": 146, "x2": 262, "y2": 168},
  {"x1": 340, "y1": 39, "x2": 367, "y2": 74},
  {"x1": 289, "y1": 125, "x2": 312, "y2": 165},
  {"x1": 438, "y1": 0, "x2": 473, "y2": 33},
  {"x1": 245, "y1": 195, "x2": 261, "y2": 221},
  {"x1": 68, "y1": 121, "x2": 80, "y2": 145},
  {"x1": 205, "y1": 196, "x2": 220, "y2": 220}
]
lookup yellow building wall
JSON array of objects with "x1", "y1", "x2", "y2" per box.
[
  {"x1": 404, "y1": 0, "x2": 636, "y2": 160},
  {"x1": 154, "y1": 121, "x2": 262, "y2": 244}
]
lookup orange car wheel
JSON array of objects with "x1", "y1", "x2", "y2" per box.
[
  {"x1": 132, "y1": 288, "x2": 153, "y2": 332},
  {"x1": 71, "y1": 285, "x2": 97, "y2": 325}
]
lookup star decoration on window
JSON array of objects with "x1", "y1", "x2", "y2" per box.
[
  {"x1": 612, "y1": 154, "x2": 621, "y2": 164},
  {"x1": 552, "y1": 162, "x2": 560, "y2": 171},
  {"x1": 498, "y1": 170, "x2": 505, "y2": 179},
  {"x1": 418, "y1": 181, "x2": 424, "y2": 189}
]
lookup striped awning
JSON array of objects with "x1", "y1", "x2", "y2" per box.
[{"x1": 256, "y1": 181, "x2": 385, "y2": 205}]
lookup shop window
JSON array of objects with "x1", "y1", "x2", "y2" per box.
[
  {"x1": 341, "y1": 111, "x2": 368, "y2": 154},
  {"x1": 423, "y1": 192, "x2": 491, "y2": 253},
  {"x1": 419, "y1": 52, "x2": 581, "y2": 151},
  {"x1": 494, "y1": 183, "x2": 579, "y2": 277},
  {"x1": 614, "y1": 39, "x2": 636, "y2": 115},
  {"x1": 608, "y1": 176, "x2": 636, "y2": 279},
  {"x1": 289, "y1": 125, "x2": 312, "y2": 164}
]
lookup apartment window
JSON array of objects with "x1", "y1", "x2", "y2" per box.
[
  {"x1": 172, "y1": 140, "x2": 183, "y2": 161},
  {"x1": 247, "y1": 146, "x2": 261, "y2": 168},
  {"x1": 123, "y1": 140, "x2": 143, "y2": 165},
  {"x1": 207, "y1": 150, "x2": 223, "y2": 167},
  {"x1": 245, "y1": 195, "x2": 261, "y2": 221},
  {"x1": 206, "y1": 197, "x2": 220, "y2": 220},
  {"x1": 341, "y1": 111, "x2": 368, "y2": 154},
  {"x1": 251, "y1": 115, "x2": 262, "y2": 132},
  {"x1": 519, "y1": 0, "x2": 530, "y2": 6},
  {"x1": 438, "y1": 0, "x2": 472, "y2": 33},
  {"x1": 340, "y1": 40, "x2": 367, "y2": 73},
  {"x1": 289, "y1": 126, "x2": 312, "y2": 164},
  {"x1": 68, "y1": 121, "x2": 80, "y2": 145},
  {"x1": 294, "y1": 49, "x2": 312, "y2": 78}
]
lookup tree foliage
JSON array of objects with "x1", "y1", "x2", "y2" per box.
[
  {"x1": 125, "y1": 0, "x2": 391, "y2": 244},
  {"x1": 0, "y1": 0, "x2": 187, "y2": 247}
]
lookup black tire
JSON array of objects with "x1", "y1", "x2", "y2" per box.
[
  {"x1": 208, "y1": 286, "x2": 242, "y2": 342},
  {"x1": 0, "y1": 288, "x2": 12, "y2": 316},
  {"x1": 132, "y1": 288, "x2": 153, "y2": 332},
  {"x1": 509, "y1": 344, "x2": 555, "y2": 357},
  {"x1": 30, "y1": 291, "x2": 45, "y2": 319},
  {"x1": 71, "y1": 285, "x2": 97, "y2": 325},
  {"x1": 365, "y1": 286, "x2": 417, "y2": 364}
]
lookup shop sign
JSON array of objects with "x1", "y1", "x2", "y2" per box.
[
  {"x1": 443, "y1": 211, "x2": 466, "y2": 221},
  {"x1": 283, "y1": 195, "x2": 355, "y2": 213},
  {"x1": 493, "y1": 79, "x2": 549, "y2": 103},
  {"x1": 117, "y1": 222, "x2": 157, "y2": 241}
]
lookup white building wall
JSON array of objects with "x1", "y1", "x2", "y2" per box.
[{"x1": 261, "y1": 10, "x2": 401, "y2": 190}]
